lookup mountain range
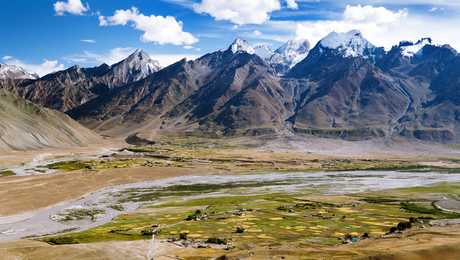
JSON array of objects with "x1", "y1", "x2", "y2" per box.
[
  {"x1": 0, "y1": 64, "x2": 38, "y2": 80},
  {"x1": 1, "y1": 30, "x2": 459, "y2": 143}
]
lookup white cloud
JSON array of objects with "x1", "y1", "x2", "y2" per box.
[
  {"x1": 153, "y1": 53, "x2": 201, "y2": 67},
  {"x1": 81, "y1": 39, "x2": 96, "y2": 43},
  {"x1": 350, "y1": 0, "x2": 460, "y2": 7},
  {"x1": 54, "y1": 0, "x2": 89, "y2": 16},
  {"x1": 3, "y1": 56, "x2": 64, "y2": 77},
  {"x1": 99, "y1": 7, "x2": 198, "y2": 46},
  {"x1": 160, "y1": 0, "x2": 196, "y2": 9},
  {"x1": 98, "y1": 15, "x2": 107, "y2": 26},
  {"x1": 293, "y1": 5, "x2": 460, "y2": 51},
  {"x1": 66, "y1": 47, "x2": 137, "y2": 65},
  {"x1": 193, "y1": 0, "x2": 281, "y2": 25},
  {"x1": 286, "y1": 0, "x2": 298, "y2": 10},
  {"x1": 343, "y1": 5, "x2": 407, "y2": 24},
  {"x1": 66, "y1": 47, "x2": 201, "y2": 68},
  {"x1": 253, "y1": 30, "x2": 262, "y2": 36}
]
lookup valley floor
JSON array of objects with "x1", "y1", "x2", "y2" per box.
[{"x1": 0, "y1": 135, "x2": 460, "y2": 259}]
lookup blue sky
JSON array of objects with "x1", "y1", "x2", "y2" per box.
[{"x1": 1, "y1": 0, "x2": 460, "y2": 76}]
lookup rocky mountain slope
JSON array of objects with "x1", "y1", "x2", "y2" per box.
[
  {"x1": 2, "y1": 31, "x2": 459, "y2": 142},
  {"x1": 68, "y1": 39, "x2": 293, "y2": 135},
  {"x1": 286, "y1": 31, "x2": 398, "y2": 139},
  {"x1": 287, "y1": 31, "x2": 459, "y2": 141},
  {"x1": 0, "y1": 64, "x2": 38, "y2": 80},
  {"x1": 2, "y1": 50, "x2": 160, "y2": 112},
  {"x1": 0, "y1": 89, "x2": 100, "y2": 151}
]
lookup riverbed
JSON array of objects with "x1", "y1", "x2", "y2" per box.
[{"x1": 1, "y1": 170, "x2": 460, "y2": 241}]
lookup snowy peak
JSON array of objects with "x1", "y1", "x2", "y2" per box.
[
  {"x1": 0, "y1": 64, "x2": 38, "y2": 80},
  {"x1": 120, "y1": 49, "x2": 161, "y2": 72},
  {"x1": 319, "y1": 30, "x2": 375, "y2": 58},
  {"x1": 126, "y1": 49, "x2": 151, "y2": 62},
  {"x1": 253, "y1": 44, "x2": 274, "y2": 59},
  {"x1": 110, "y1": 49, "x2": 161, "y2": 83},
  {"x1": 270, "y1": 39, "x2": 310, "y2": 68},
  {"x1": 223, "y1": 38, "x2": 311, "y2": 75},
  {"x1": 399, "y1": 38, "x2": 433, "y2": 58},
  {"x1": 275, "y1": 39, "x2": 310, "y2": 56},
  {"x1": 228, "y1": 38, "x2": 256, "y2": 55}
]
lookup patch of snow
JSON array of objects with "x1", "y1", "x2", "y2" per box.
[
  {"x1": 110, "y1": 49, "x2": 160, "y2": 82},
  {"x1": 125, "y1": 49, "x2": 161, "y2": 73},
  {"x1": 228, "y1": 38, "x2": 255, "y2": 55},
  {"x1": 319, "y1": 30, "x2": 375, "y2": 58},
  {"x1": 253, "y1": 44, "x2": 274, "y2": 59},
  {"x1": 0, "y1": 64, "x2": 38, "y2": 80},
  {"x1": 270, "y1": 39, "x2": 310, "y2": 68},
  {"x1": 400, "y1": 38, "x2": 433, "y2": 58},
  {"x1": 226, "y1": 38, "x2": 310, "y2": 72}
]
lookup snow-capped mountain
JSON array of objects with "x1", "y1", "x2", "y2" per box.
[
  {"x1": 4, "y1": 32, "x2": 460, "y2": 143},
  {"x1": 269, "y1": 39, "x2": 310, "y2": 74},
  {"x1": 399, "y1": 38, "x2": 433, "y2": 58},
  {"x1": 0, "y1": 64, "x2": 38, "y2": 80},
  {"x1": 253, "y1": 44, "x2": 274, "y2": 59},
  {"x1": 109, "y1": 49, "x2": 161, "y2": 84},
  {"x1": 2, "y1": 49, "x2": 161, "y2": 112},
  {"x1": 319, "y1": 30, "x2": 376, "y2": 58},
  {"x1": 226, "y1": 38, "x2": 311, "y2": 75},
  {"x1": 228, "y1": 38, "x2": 255, "y2": 55}
]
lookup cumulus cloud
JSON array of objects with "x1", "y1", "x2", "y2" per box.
[
  {"x1": 343, "y1": 5, "x2": 407, "y2": 24},
  {"x1": 193, "y1": 0, "x2": 281, "y2": 25},
  {"x1": 54, "y1": 0, "x2": 89, "y2": 16},
  {"x1": 99, "y1": 7, "x2": 198, "y2": 46},
  {"x1": 3, "y1": 56, "x2": 64, "y2": 77},
  {"x1": 293, "y1": 4, "x2": 460, "y2": 50},
  {"x1": 66, "y1": 47, "x2": 200, "y2": 67},
  {"x1": 286, "y1": 0, "x2": 298, "y2": 10}
]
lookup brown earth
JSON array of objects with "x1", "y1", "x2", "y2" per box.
[
  {"x1": 0, "y1": 166, "x2": 214, "y2": 216},
  {"x1": 0, "y1": 89, "x2": 101, "y2": 152},
  {"x1": 0, "y1": 240, "x2": 150, "y2": 260}
]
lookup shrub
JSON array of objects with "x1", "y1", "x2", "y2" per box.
[
  {"x1": 206, "y1": 237, "x2": 228, "y2": 245},
  {"x1": 236, "y1": 226, "x2": 245, "y2": 233}
]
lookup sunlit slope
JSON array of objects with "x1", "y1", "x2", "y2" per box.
[{"x1": 0, "y1": 89, "x2": 100, "y2": 151}]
